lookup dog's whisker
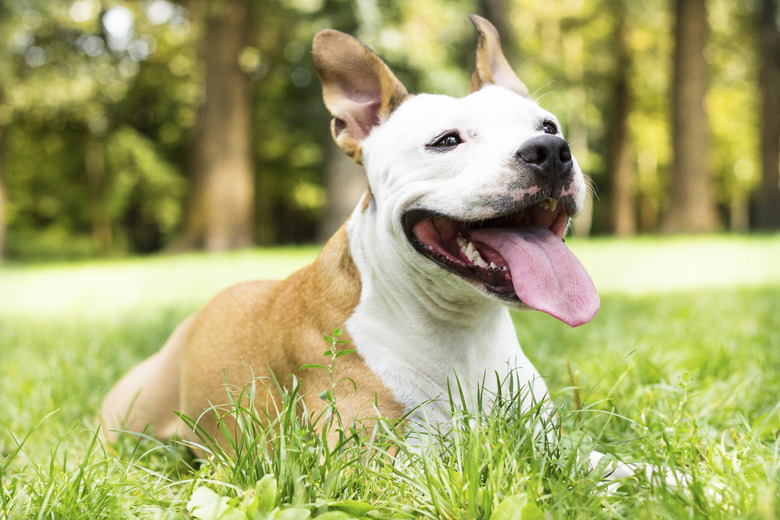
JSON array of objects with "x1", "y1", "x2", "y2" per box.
[{"x1": 529, "y1": 81, "x2": 557, "y2": 102}]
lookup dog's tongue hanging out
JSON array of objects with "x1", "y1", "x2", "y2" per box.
[{"x1": 470, "y1": 225, "x2": 599, "y2": 327}]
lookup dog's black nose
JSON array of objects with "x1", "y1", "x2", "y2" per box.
[{"x1": 516, "y1": 135, "x2": 573, "y2": 180}]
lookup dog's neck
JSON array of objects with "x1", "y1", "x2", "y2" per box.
[
  {"x1": 342, "y1": 195, "x2": 547, "y2": 416},
  {"x1": 348, "y1": 194, "x2": 504, "y2": 334}
]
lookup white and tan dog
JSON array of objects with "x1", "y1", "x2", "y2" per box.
[{"x1": 100, "y1": 15, "x2": 600, "y2": 448}]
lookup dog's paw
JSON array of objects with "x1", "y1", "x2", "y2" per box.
[
  {"x1": 588, "y1": 450, "x2": 696, "y2": 495},
  {"x1": 589, "y1": 451, "x2": 636, "y2": 482}
]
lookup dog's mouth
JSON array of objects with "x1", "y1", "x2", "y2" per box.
[{"x1": 402, "y1": 198, "x2": 599, "y2": 327}]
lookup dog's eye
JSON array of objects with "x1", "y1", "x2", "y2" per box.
[
  {"x1": 542, "y1": 121, "x2": 558, "y2": 135},
  {"x1": 428, "y1": 132, "x2": 463, "y2": 150}
]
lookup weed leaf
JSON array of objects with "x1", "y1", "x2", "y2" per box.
[
  {"x1": 314, "y1": 512, "x2": 354, "y2": 520},
  {"x1": 489, "y1": 493, "x2": 542, "y2": 520},
  {"x1": 299, "y1": 364, "x2": 326, "y2": 371},
  {"x1": 187, "y1": 487, "x2": 245, "y2": 520},
  {"x1": 252, "y1": 474, "x2": 277, "y2": 516},
  {"x1": 329, "y1": 499, "x2": 374, "y2": 515},
  {"x1": 275, "y1": 508, "x2": 312, "y2": 520}
]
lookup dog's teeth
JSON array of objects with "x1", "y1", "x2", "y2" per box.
[
  {"x1": 501, "y1": 266, "x2": 508, "y2": 272},
  {"x1": 489, "y1": 261, "x2": 498, "y2": 269},
  {"x1": 459, "y1": 237, "x2": 474, "y2": 259},
  {"x1": 457, "y1": 235, "x2": 492, "y2": 268},
  {"x1": 471, "y1": 248, "x2": 489, "y2": 267},
  {"x1": 540, "y1": 199, "x2": 550, "y2": 210},
  {"x1": 548, "y1": 198, "x2": 558, "y2": 212}
]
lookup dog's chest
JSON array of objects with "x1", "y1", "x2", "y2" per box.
[{"x1": 346, "y1": 300, "x2": 547, "y2": 420}]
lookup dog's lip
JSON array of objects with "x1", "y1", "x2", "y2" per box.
[{"x1": 401, "y1": 199, "x2": 570, "y2": 294}]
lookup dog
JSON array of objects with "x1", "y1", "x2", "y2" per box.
[{"x1": 100, "y1": 15, "x2": 600, "y2": 451}]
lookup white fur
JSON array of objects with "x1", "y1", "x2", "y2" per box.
[
  {"x1": 341, "y1": 85, "x2": 701, "y2": 493},
  {"x1": 344, "y1": 85, "x2": 589, "y2": 421}
]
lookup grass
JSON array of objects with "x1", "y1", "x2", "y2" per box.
[{"x1": 0, "y1": 234, "x2": 779, "y2": 518}]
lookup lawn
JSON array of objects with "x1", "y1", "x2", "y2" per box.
[{"x1": 0, "y1": 234, "x2": 778, "y2": 519}]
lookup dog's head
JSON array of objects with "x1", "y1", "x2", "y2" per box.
[{"x1": 313, "y1": 15, "x2": 599, "y2": 327}]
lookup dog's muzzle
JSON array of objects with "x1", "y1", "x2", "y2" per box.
[{"x1": 401, "y1": 140, "x2": 599, "y2": 327}]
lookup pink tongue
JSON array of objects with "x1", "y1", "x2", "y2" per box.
[{"x1": 470, "y1": 225, "x2": 600, "y2": 327}]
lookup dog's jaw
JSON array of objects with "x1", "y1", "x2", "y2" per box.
[
  {"x1": 345, "y1": 197, "x2": 551, "y2": 420},
  {"x1": 400, "y1": 198, "x2": 571, "y2": 296}
]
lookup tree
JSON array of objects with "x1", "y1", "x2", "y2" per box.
[
  {"x1": 0, "y1": 0, "x2": 5, "y2": 262},
  {"x1": 0, "y1": 127, "x2": 5, "y2": 263},
  {"x1": 478, "y1": 0, "x2": 513, "y2": 62},
  {"x1": 606, "y1": 1, "x2": 636, "y2": 236},
  {"x1": 317, "y1": 139, "x2": 366, "y2": 241},
  {"x1": 85, "y1": 134, "x2": 112, "y2": 255},
  {"x1": 662, "y1": 0, "x2": 719, "y2": 233},
  {"x1": 757, "y1": 0, "x2": 780, "y2": 230},
  {"x1": 0, "y1": 0, "x2": 193, "y2": 259},
  {"x1": 177, "y1": 0, "x2": 254, "y2": 251}
]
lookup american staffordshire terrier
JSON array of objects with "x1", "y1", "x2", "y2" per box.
[{"x1": 100, "y1": 15, "x2": 600, "y2": 449}]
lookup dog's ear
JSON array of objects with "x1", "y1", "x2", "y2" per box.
[
  {"x1": 313, "y1": 29, "x2": 408, "y2": 163},
  {"x1": 469, "y1": 14, "x2": 529, "y2": 97}
]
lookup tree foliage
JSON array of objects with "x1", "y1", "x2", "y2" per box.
[{"x1": 0, "y1": 0, "x2": 775, "y2": 260}]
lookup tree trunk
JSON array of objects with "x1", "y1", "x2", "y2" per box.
[
  {"x1": 178, "y1": 0, "x2": 254, "y2": 251},
  {"x1": 0, "y1": 127, "x2": 5, "y2": 263},
  {"x1": 317, "y1": 139, "x2": 367, "y2": 242},
  {"x1": 564, "y1": 34, "x2": 593, "y2": 237},
  {"x1": 729, "y1": 192, "x2": 750, "y2": 232},
  {"x1": 757, "y1": 0, "x2": 780, "y2": 230},
  {"x1": 85, "y1": 134, "x2": 112, "y2": 255},
  {"x1": 478, "y1": 0, "x2": 514, "y2": 60},
  {"x1": 607, "y1": 6, "x2": 636, "y2": 236},
  {"x1": 662, "y1": 0, "x2": 718, "y2": 234}
]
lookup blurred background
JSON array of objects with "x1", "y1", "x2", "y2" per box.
[{"x1": 0, "y1": 0, "x2": 777, "y2": 261}]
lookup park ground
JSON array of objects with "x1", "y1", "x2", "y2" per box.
[{"x1": 0, "y1": 234, "x2": 779, "y2": 519}]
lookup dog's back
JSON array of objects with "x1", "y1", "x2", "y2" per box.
[{"x1": 100, "y1": 225, "x2": 404, "y2": 446}]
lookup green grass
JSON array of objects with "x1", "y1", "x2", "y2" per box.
[{"x1": 1, "y1": 235, "x2": 779, "y2": 518}]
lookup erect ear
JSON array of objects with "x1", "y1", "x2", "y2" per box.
[
  {"x1": 313, "y1": 29, "x2": 409, "y2": 164},
  {"x1": 468, "y1": 14, "x2": 529, "y2": 97}
]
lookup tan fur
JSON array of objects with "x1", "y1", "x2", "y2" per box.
[
  {"x1": 100, "y1": 223, "x2": 404, "y2": 446},
  {"x1": 102, "y1": 27, "x2": 415, "y2": 451},
  {"x1": 469, "y1": 15, "x2": 529, "y2": 97},
  {"x1": 313, "y1": 29, "x2": 408, "y2": 164},
  {"x1": 360, "y1": 187, "x2": 372, "y2": 212}
]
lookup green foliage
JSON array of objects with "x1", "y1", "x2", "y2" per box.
[
  {"x1": 489, "y1": 493, "x2": 542, "y2": 520},
  {"x1": 105, "y1": 126, "x2": 184, "y2": 251},
  {"x1": 186, "y1": 477, "x2": 313, "y2": 520},
  {"x1": 4, "y1": 123, "x2": 94, "y2": 251},
  {"x1": 0, "y1": 0, "x2": 196, "y2": 258},
  {"x1": 1, "y1": 0, "x2": 775, "y2": 259}
]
